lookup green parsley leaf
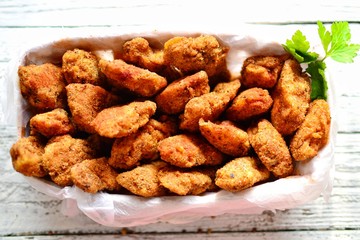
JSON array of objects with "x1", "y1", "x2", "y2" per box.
[
  {"x1": 317, "y1": 21, "x2": 331, "y2": 54},
  {"x1": 306, "y1": 61, "x2": 328, "y2": 100},
  {"x1": 282, "y1": 30, "x2": 318, "y2": 63},
  {"x1": 331, "y1": 22, "x2": 351, "y2": 47},
  {"x1": 329, "y1": 43, "x2": 360, "y2": 63},
  {"x1": 326, "y1": 21, "x2": 360, "y2": 63}
]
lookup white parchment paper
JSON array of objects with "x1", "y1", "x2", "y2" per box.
[{"x1": 3, "y1": 25, "x2": 337, "y2": 227}]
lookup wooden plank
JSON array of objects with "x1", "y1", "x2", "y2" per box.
[
  {"x1": 0, "y1": 0, "x2": 359, "y2": 27},
  {"x1": 3, "y1": 230, "x2": 360, "y2": 240}
]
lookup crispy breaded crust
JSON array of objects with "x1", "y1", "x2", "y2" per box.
[
  {"x1": 66, "y1": 83, "x2": 120, "y2": 133},
  {"x1": 91, "y1": 100, "x2": 156, "y2": 138},
  {"x1": 241, "y1": 55, "x2": 288, "y2": 88},
  {"x1": 158, "y1": 134, "x2": 225, "y2": 168},
  {"x1": 290, "y1": 99, "x2": 331, "y2": 161},
  {"x1": 199, "y1": 119, "x2": 250, "y2": 157},
  {"x1": 18, "y1": 63, "x2": 67, "y2": 111},
  {"x1": 30, "y1": 108, "x2": 75, "y2": 137},
  {"x1": 226, "y1": 87, "x2": 273, "y2": 121},
  {"x1": 248, "y1": 119, "x2": 294, "y2": 178},
  {"x1": 116, "y1": 161, "x2": 167, "y2": 197},
  {"x1": 62, "y1": 48, "x2": 104, "y2": 86},
  {"x1": 122, "y1": 37, "x2": 165, "y2": 73},
  {"x1": 155, "y1": 71, "x2": 210, "y2": 114},
  {"x1": 215, "y1": 157, "x2": 270, "y2": 192},
  {"x1": 163, "y1": 35, "x2": 228, "y2": 78},
  {"x1": 109, "y1": 118, "x2": 177, "y2": 169},
  {"x1": 271, "y1": 59, "x2": 311, "y2": 136},
  {"x1": 180, "y1": 80, "x2": 240, "y2": 132},
  {"x1": 71, "y1": 157, "x2": 120, "y2": 193},
  {"x1": 158, "y1": 166, "x2": 212, "y2": 195},
  {"x1": 42, "y1": 135, "x2": 96, "y2": 186},
  {"x1": 10, "y1": 136, "x2": 47, "y2": 177},
  {"x1": 99, "y1": 59, "x2": 167, "y2": 97}
]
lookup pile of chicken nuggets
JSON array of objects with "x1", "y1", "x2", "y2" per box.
[{"x1": 10, "y1": 34, "x2": 331, "y2": 197}]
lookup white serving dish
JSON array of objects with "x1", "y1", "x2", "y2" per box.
[{"x1": 4, "y1": 26, "x2": 337, "y2": 227}]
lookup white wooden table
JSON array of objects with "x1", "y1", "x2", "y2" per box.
[{"x1": 1, "y1": 1, "x2": 360, "y2": 239}]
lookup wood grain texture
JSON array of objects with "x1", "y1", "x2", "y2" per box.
[
  {"x1": 1, "y1": 0, "x2": 360, "y2": 239},
  {"x1": 0, "y1": 0, "x2": 359, "y2": 27},
  {"x1": 3, "y1": 230, "x2": 360, "y2": 240}
]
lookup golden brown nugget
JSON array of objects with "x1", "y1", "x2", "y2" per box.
[
  {"x1": 215, "y1": 157, "x2": 270, "y2": 192},
  {"x1": 30, "y1": 108, "x2": 75, "y2": 137},
  {"x1": 158, "y1": 134, "x2": 225, "y2": 168},
  {"x1": 122, "y1": 37, "x2": 165, "y2": 73},
  {"x1": 109, "y1": 118, "x2": 177, "y2": 169},
  {"x1": 155, "y1": 71, "x2": 210, "y2": 114},
  {"x1": 116, "y1": 161, "x2": 167, "y2": 197},
  {"x1": 42, "y1": 134, "x2": 96, "y2": 186},
  {"x1": 66, "y1": 83, "x2": 121, "y2": 133},
  {"x1": 226, "y1": 88, "x2": 273, "y2": 121},
  {"x1": 91, "y1": 100, "x2": 157, "y2": 138},
  {"x1": 99, "y1": 59, "x2": 167, "y2": 97},
  {"x1": 70, "y1": 157, "x2": 121, "y2": 193},
  {"x1": 180, "y1": 80, "x2": 240, "y2": 132},
  {"x1": 290, "y1": 99, "x2": 331, "y2": 161},
  {"x1": 10, "y1": 136, "x2": 47, "y2": 177},
  {"x1": 62, "y1": 49, "x2": 104, "y2": 86},
  {"x1": 271, "y1": 59, "x2": 311, "y2": 136},
  {"x1": 158, "y1": 166, "x2": 212, "y2": 195},
  {"x1": 248, "y1": 119, "x2": 294, "y2": 178},
  {"x1": 241, "y1": 55, "x2": 288, "y2": 88},
  {"x1": 18, "y1": 63, "x2": 67, "y2": 111},
  {"x1": 199, "y1": 119, "x2": 250, "y2": 157},
  {"x1": 163, "y1": 35, "x2": 228, "y2": 78}
]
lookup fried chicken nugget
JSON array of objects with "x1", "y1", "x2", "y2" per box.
[
  {"x1": 158, "y1": 166, "x2": 213, "y2": 195},
  {"x1": 241, "y1": 55, "x2": 288, "y2": 88},
  {"x1": 158, "y1": 134, "x2": 225, "y2": 168},
  {"x1": 70, "y1": 157, "x2": 121, "y2": 193},
  {"x1": 18, "y1": 63, "x2": 67, "y2": 112},
  {"x1": 215, "y1": 157, "x2": 270, "y2": 192},
  {"x1": 290, "y1": 99, "x2": 331, "y2": 161},
  {"x1": 122, "y1": 37, "x2": 165, "y2": 73},
  {"x1": 99, "y1": 59, "x2": 167, "y2": 97},
  {"x1": 91, "y1": 100, "x2": 157, "y2": 138},
  {"x1": 62, "y1": 48, "x2": 104, "y2": 86},
  {"x1": 163, "y1": 35, "x2": 229, "y2": 78},
  {"x1": 179, "y1": 80, "x2": 240, "y2": 132},
  {"x1": 271, "y1": 59, "x2": 311, "y2": 136},
  {"x1": 226, "y1": 87, "x2": 273, "y2": 121},
  {"x1": 30, "y1": 108, "x2": 75, "y2": 137},
  {"x1": 155, "y1": 71, "x2": 210, "y2": 114},
  {"x1": 10, "y1": 136, "x2": 47, "y2": 177},
  {"x1": 66, "y1": 83, "x2": 121, "y2": 133},
  {"x1": 116, "y1": 161, "x2": 168, "y2": 197},
  {"x1": 199, "y1": 119, "x2": 250, "y2": 157},
  {"x1": 109, "y1": 118, "x2": 177, "y2": 169},
  {"x1": 42, "y1": 134, "x2": 96, "y2": 186},
  {"x1": 248, "y1": 119, "x2": 294, "y2": 178}
]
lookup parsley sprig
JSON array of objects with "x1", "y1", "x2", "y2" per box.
[{"x1": 282, "y1": 21, "x2": 360, "y2": 100}]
